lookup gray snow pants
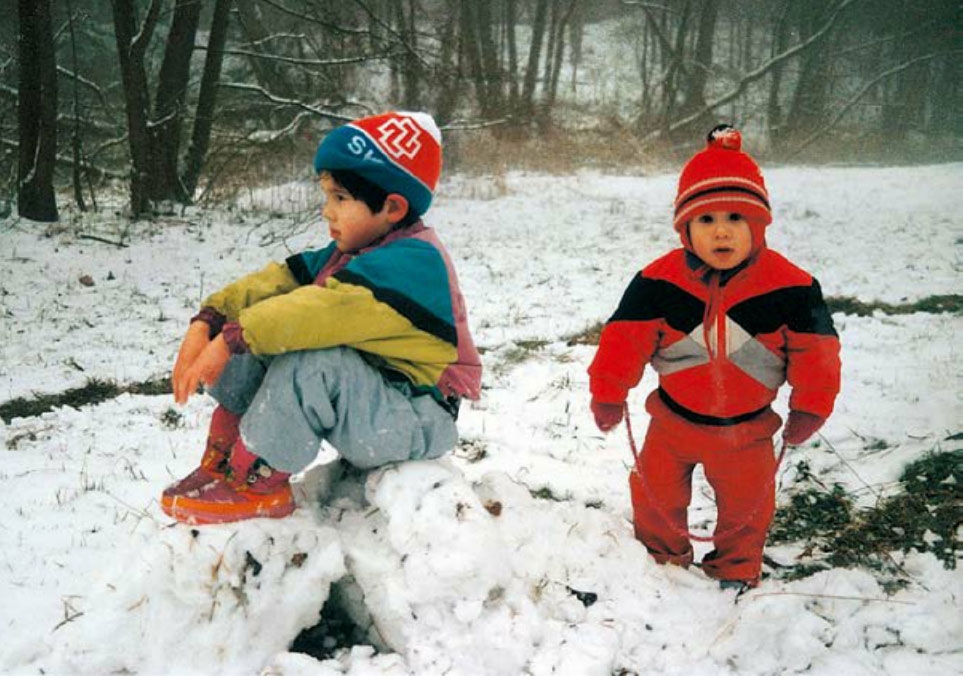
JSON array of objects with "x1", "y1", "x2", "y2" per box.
[{"x1": 207, "y1": 347, "x2": 458, "y2": 473}]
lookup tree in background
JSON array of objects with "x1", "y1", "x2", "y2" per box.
[
  {"x1": 182, "y1": 0, "x2": 232, "y2": 197},
  {"x1": 111, "y1": 0, "x2": 233, "y2": 215},
  {"x1": 17, "y1": 0, "x2": 59, "y2": 222},
  {"x1": 1, "y1": 0, "x2": 960, "y2": 213}
]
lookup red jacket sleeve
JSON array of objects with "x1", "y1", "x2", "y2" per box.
[
  {"x1": 785, "y1": 279, "x2": 841, "y2": 418},
  {"x1": 589, "y1": 320, "x2": 660, "y2": 403},
  {"x1": 588, "y1": 274, "x2": 662, "y2": 403}
]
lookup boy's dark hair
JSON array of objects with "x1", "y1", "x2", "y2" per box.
[{"x1": 329, "y1": 169, "x2": 420, "y2": 228}]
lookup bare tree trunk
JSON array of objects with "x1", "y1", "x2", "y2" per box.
[
  {"x1": 152, "y1": 0, "x2": 202, "y2": 204},
  {"x1": 65, "y1": 0, "x2": 88, "y2": 212},
  {"x1": 17, "y1": 0, "x2": 59, "y2": 222},
  {"x1": 435, "y1": 0, "x2": 460, "y2": 124},
  {"x1": 183, "y1": 0, "x2": 232, "y2": 198},
  {"x1": 766, "y1": 0, "x2": 792, "y2": 144},
  {"x1": 568, "y1": 0, "x2": 583, "y2": 93},
  {"x1": 111, "y1": 0, "x2": 161, "y2": 217},
  {"x1": 505, "y1": 0, "x2": 519, "y2": 112},
  {"x1": 678, "y1": 0, "x2": 718, "y2": 135},
  {"x1": 672, "y1": 0, "x2": 719, "y2": 139},
  {"x1": 459, "y1": 0, "x2": 487, "y2": 112},
  {"x1": 543, "y1": 0, "x2": 579, "y2": 124},
  {"x1": 401, "y1": 0, "x2": 422, "y2": 109},
  {"x1": 782, "y1": 0, "x2": 835, "y2": 144},
  {"x1": 387, "y1": 1, "x2": 402, "y2": 103},
  {"x1": 235, "y1": 0, "x2": 297, "y2": 100},
  {"x1": 637, "y1": 12, "x2": 651, "y2": 125},
  {"x1": 928, "y1": 51, "x2": 962, "y2": 136},
  {"x1": 660, "y1": 0, "x2": 691, "y2": 131},
  {"x1": 476, "y1": 1, "x2": 504, "y2": 116},
  {"x1": 637, "y1": 1, "x2": 692, "y2": 134},
  {"x1": 520, "y1": 0, "x2": 549, "y2": 119}
]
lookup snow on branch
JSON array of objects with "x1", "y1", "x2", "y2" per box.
[
  {"x1": 130, "y1": 0, "x2": 162, "y2": 55},
  {"x1": 198, "y1": 45, "x2": 403, "y2": 68},
  {"x1": 220, "y1": 82, "x2": 357, "y2": 123}
]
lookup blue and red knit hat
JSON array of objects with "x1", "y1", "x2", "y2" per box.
[
  {"x1": 673, "y1": 125, "x2": 771, "y2": 250},
  {"x1": 313, "y1": 111, "x2": 442, "y2": 216}
]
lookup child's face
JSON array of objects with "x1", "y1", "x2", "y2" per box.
[
  {"x1": 688, "y1": 211, "x2": 753, "y2": 270},
  {"x1": 320, "y1": 173, "x2": 394, "y2": 253}
]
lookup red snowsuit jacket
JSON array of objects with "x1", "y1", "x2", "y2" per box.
[{"x1": 589, "y1": 248, "x2": 841, "y2": 424}]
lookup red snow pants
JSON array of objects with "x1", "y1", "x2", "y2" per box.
[{"x1": 629, "y1": 390, "x2": 782, "y2": 584}]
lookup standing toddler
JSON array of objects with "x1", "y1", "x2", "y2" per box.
[{"x1": 588, "y1": 125, "x2": 841, "y2": 589}]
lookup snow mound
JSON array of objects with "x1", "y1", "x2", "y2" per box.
[
  {"x1": 328, "y1": 459, "x2": 677, "y2": 675},
  {"x1": 33, "y1": 516, "x2": 345, "y2": 675}
]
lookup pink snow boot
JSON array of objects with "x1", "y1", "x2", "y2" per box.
[
  {"x1": 161, "y1": 406, "x2": 240, "y2": 509},
  {"x1": 162, "y1": 439, "x2": 295, "y2": 524}
]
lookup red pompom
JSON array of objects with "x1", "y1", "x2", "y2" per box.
[{"x1": 707, "y1": 125, "x2": 742, "y2": 151}]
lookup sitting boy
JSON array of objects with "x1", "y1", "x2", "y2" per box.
[{"x1": 162, "y1": 111, "x2": 482, "y2": 524}]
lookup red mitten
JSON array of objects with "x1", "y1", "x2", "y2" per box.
[
  {"x1": 783, "y1": 411, "x2": 825, "y2": 445},
  {"x1": 591, "y1": 400, "x2": 625, "y2": 433}
]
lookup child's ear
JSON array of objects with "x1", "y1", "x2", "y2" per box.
[{"x1": 383, "y1": 193, "x2": 409, "y2": 222}]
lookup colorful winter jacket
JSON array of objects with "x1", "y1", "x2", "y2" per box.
[
  {"x1": 588, "y1": 248, "x2": 840, "y2": 423},
  {"x1": 196, "y1": 221, "x2": 482, "y2": 404}
]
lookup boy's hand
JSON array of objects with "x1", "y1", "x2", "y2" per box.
[
  {"x1": 783, "y1": 411, "x2": 825, "y2": 445},
  {"x1": 591, "y1": 400, "x2": 625, "y2": 432},
  {"x1": 175, "y1": 334, "x2": 231, "y2": 405},
  {"x1": 173, "y1": 321, "x2": 211, "y2": 398}
]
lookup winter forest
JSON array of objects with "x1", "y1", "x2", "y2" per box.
[
  {"x1": 1, "y1": 0, "x2": 962, "y2": 676},
  {"x1": 6, "y1": 0, "x2": 962, "y2": 218}
]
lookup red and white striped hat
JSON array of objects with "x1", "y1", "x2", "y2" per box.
[{"x1": 673, "y1": 125, "x2": 771, "y2": 242}]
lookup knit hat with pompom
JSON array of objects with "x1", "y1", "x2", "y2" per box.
[
  {"x1": 673, "y1": 124, "x2": 771, "y2": 251},
  {"x1": 314, "y1": 111, "x2": 442, "y2": 216}
]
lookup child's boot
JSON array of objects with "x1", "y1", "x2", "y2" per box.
[
  {"x1": 162, "y1": 439, "x2": 295, "y2": 524},
  {"x1": 161, "y1": 406, "x2": 240, "y2": 511}
]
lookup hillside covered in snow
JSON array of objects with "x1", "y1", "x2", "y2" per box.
[{"x1": 0, "y1": 163, "x2": 961, "y2": 674}]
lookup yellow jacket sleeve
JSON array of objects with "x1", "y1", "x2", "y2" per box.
[
  {"x1": 201, "y1": 261, "x2": 300, "y2": 321},
  {"x1": 237, "y1": 279, "x2": 457, "y2": 365}
]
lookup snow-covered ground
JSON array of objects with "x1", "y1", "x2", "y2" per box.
[{"x1": 0, "y1": 163, "x2": 960, "y2": 674}]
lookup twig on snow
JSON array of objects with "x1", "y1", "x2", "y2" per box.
[{"x1": 747, "y1": 590, "x2": 914, "y2": 605}]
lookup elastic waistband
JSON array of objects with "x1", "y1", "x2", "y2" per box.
[{"x1": 658, "y1": 387, "x2": 767, "y2": 426}]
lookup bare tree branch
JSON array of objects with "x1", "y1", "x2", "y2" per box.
[
  {"x1": 200, "y1": 45, "x2": 403, "y2": 68},
  {"x1": 56, "y1": 65, "x2": 110, "y2": 110},
  {"x1": 237, "y1": 32, "x2": 310, "y2": 48},
  {"x1": 256, "y1": 0, "x2": 369, "y2": 35},
  {"x1": 646, "y1": 0, "x2": 858, "y2": 141},
  {"x1": 620, "y1": 1, "x2": 680, "y2": 14},
  {"x1": 440, "y1": 116, "x2": 514, "y2": 131},
  {"x1": 220, "y1": 81, "x2": 361, "y2": 121},
  {"x1": 1, "y1": 137, "x2": 126, "y2": 179},
  {"x1": 351, "y1": 0, "x2": 433, "y2": 70}
]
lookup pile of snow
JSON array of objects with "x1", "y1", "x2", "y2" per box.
[{"x1": 0, "y1": 164, "x2": 960, "y2": 674}]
